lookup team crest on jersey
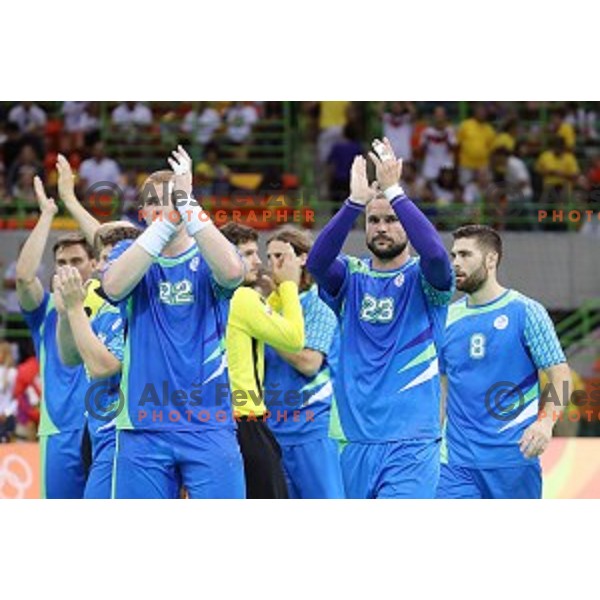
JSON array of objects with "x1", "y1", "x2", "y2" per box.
[
  {"x1": 494, "y1": 315, "x2": 509, "y2": 330},
  {"x1": 189, "y1": 256, "x2": 200, "y2": 272},
  {"x1": 394, "y1": 273, "x2": 405, "y2": 287}
]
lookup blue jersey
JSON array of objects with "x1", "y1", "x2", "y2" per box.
[
  {"x1": 108, "y1": 240, "x2": 234, "y2": 431},
  {"x1": 21, "y1": 292, "x2": 87, "y2": 435},
  {"x1": 441, "y1": 289, "x2": 566, "y2": 468},
  {"x1": 320, "y1": 255, "x2": 452, "y2": 443},
  {"x1": 86, "y1": 301, "x2": 125, "y2": 445},
  {"x1": 264, "y1": 285, "x2": 338, "y2": 442}
]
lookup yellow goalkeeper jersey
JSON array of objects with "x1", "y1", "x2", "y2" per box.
[{"x1": 226, "y1": 281, "x2": 305, "y2": 418}]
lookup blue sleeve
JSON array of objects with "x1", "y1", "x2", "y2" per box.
[
  {"x1": 101, "y1": 239, "x2": 139, "y2": 306},
  {"x1": 304, "y1": 296, "x2": 338, "y2": 356},
  {"x1": 317, "y1": 258, "x2": 350, "y2": 317},
  {"x1": 93, "y1": 311, "x2": 125, "y2": 363},
  {"x1": 390, "y1": 194, "x2": 453, "y2": 292},
  {"x1": 523, "y1": 299, "x2": 566, "y2": 370},
  {"x1": 307, "y1": 199, "x2": 363, "y2": 298},
  {"x1": 20, "y1": 291, "x2": 50, "y2": 334},
  {"x1": 420, "y1": 269, "x2": 455, "y2": 307}
]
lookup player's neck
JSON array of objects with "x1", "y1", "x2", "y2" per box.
[
  {"x1": 467, "y1": 280, "x2": 506, "y2": 307},
  {"x1": 371, "y1": 249, "x2": 410, "y2": 272},
  {"x1": 162, "y1": 229, "x2": 194, "y2": 257}
]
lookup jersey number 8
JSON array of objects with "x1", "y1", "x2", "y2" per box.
[{"x1": 469, "y1": 333, "x2": 486, "y2": 359}]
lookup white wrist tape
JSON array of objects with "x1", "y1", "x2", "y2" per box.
[
  {"x1": 137, "y1": 219, "x2": 178, "y2": 258},
  {"x1": 177, "y1": 194, "x2": 212, "y2": 236},
  {"x1": 383, "y1": 184, "x2": 406, "y2": 202}
]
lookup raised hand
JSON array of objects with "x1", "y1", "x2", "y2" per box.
[
  {"x1": 368, "y1": 137, "x2": 403, "y2": 192},
  {"x1": 56, "y1": 154, "x2": 78, "y2": 204},
  {"x1": 349, "y1": 156, "x2": 378, "y2": 206},
  {"x1": 271, "y1": 243, "x2": 302, "y2": 287},
  {"x1": 33, "y1": 176, "x2": 58, "y2": 217},
  {"x1": 52, "y1": 274, "x2": 67, "y2": 315},
  {"x1": 55, "y1": 266, "x2": 86, "y2": 312},
  {"x1": 168, "y1": 144, "x2": 193, "y2": 198}
]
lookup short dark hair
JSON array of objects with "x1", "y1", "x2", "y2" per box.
[
  {"x1": 219, "y1": 222, "x2": 258, "y2": 246},
  {"x1": 52, "y1": 232, "x2": 94, "y2": 259},
  {"x1": 94, "y1": 225, "x2": 141, "y2": 256},
  {"x1": 452, "y1": 224, "x2": 503, "y2": 266}
]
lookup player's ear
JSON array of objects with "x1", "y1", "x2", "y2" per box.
[
  {"x1": 298, "y1": 252, "x2": 308, "y2": 268},
  {"x1": 486, "y1": 251, "x2": 499, "y2": 270}
]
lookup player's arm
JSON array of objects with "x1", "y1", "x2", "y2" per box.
[
  {"x1": 56, "y1": 154, "x2": 101, "y2": 246},
  {"x1": 169, "y1": 146, "x2": 244, "y2": 289},
  {"x1": 369, "y1": 137, "x2": 453, "y2": 293},
  {"x1": 274, "y1": 349, "x2": 324, "y2": 378},
  {"x1": 307, "y1": 156, "x2": 377, "y2": 297},
  {"x1": 55, "y1": 266, "x2": 121, "y2": 378},
  {"x1": 16, "y1": 177, "x2": 57, "y2": 312},
  {"x1": 54, "y1": 276, "x2": 82, "y2": 366},
  {"x1": 519, "y1": 300, "x2": 571, "y2": 459},
  {"x1": 230, "y1": 249, "x2": 305, "y2": 352}
]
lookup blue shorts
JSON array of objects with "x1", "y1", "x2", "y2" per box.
[
  {"x1": 436, "y1": 463, "x2": 542, "y2": 499},
  {"x1": 84, "y1": 429, "x2": 116, "y2": 499},
  {"x1": 40, "y1": 429, "x2": 87, "y2": 499},
  {"x1": 279, "y1": 437, "x2": 345, "y2": 499},
  {"x1": 112, "y1": 428, "x2": 245, "y2": 499},
  {"x1": 340, "y1": 439, "x2": 441, "y2": 499}
]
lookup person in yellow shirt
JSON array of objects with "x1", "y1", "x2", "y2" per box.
[
  {"x1": 550, "y1": 109, "x2": 576, "y2": 150},
  {"x1": 492, "y1": 118, "x2": 518, "y2": 153},
  {"x1": 221, "y1": 222, "x2": 305, "y2": 499},
  {"x1": 535, "y1": 137, "x2": 580, "y2": 196},
  {"x1": 457, "y1": 105, "x2": 496, "y2": 185}
]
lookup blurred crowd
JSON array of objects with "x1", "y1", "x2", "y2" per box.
[
  {"x1": 307, "y1": 101, "x2": 600, "y2": 232},
  {"x1": 0, "y1": 101, "x2": 282, "y2": 224}
]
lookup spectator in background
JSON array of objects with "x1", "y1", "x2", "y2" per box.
[
  {"x1": 0, "y1": 341, "x2": 17, "y2": 443},
  {"x1": 457, "y1": 104, "x2": 496, "y2": 185},
  {"x1": 430, "y1": 165, "x2": 462, "y2": 207},
  {"x1": 492, "y1": 118, "x2": 519, "y2": 153},
  {"x1": 195, "y1": 143, "x2": 231, "y2": 198},
  {"x1": 182, "y1": 102, "x2": 222, "y2": 146},
  {"x1": 580, "y1": 153, "x2": 600, "y2": 238},
  {"x1": 13, "y1": 354, "x2": 40, "y2": 441},
  {"x1": 112, "y1": 101, "x2": 153, "y2": 128},
  {"x1": 120, "y1": 170, "x2": 141, "y2": 224},
  {"x1": 326, "y1": 124, "x2": 362, "y2": 205},
  {"x1": 400, "y1": 160, "x2": 426, "y2": 200},
  {"x1": 1, "y1": 122, "x2": 25, "y2": 174},
  {"x1": 8, "y1": 101, "x2": 46, "y2": 137},
  {"x1": 78, "y1": 140, "x2": 121, "y2": 189},
  {"x1": 62, "y1": 101, "x2": 99, "y2": 149},
  {"x1": 566, "y1": 102, "x2": 597, "y2": 142},
  {"x1": 12, "y1": 166, "x2": 38, "y2": 203},
  {"x1": 7, "y1": 144, "x2": 44, "y2": 194},
  {"x1": 419, "y1": 106, "x2": 457, "y2": 181},
  {"x1": 316, "y1": 101, "x2": 350, "y2": 165},
  {"x1": 490, "y1": 146, "x2": 534, "y2": 230},
  {"x1": 226, "y1": 102, "x2": 259, "y2": 144},
  {"x1": 549, "y1": 108, "x2": 576, "y2": 151},
  {"x1": 536, "y1": 137, "x2": 580, "y2": 203},
  {"x1": 382, "y1": 101, "x2": 415, "y2": 160}
]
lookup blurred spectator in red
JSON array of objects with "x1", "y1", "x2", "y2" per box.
[
  {"x1": 457, "y1": 104, "x2": 496, "y2": 185},
  {"x1": 195, "y1": 142, "x2": 231, "y2": 198},
  {"x1": 419, "y1": 106, "x2": 457, "y2": 181},
  {"x1": 327, "y1": 124, "x2": 362, "y2": 204},
  {"x1": 383, "y1": 101, "x2": 415, "y2": 160},
  {"x1": 226, "y1": 102, "x2": 259, "y2": 144},
  {"x1": 7, "y1": 144, "x2": 44, "y2": 195},
  {"x1": 182, "y1": 102, "x2": 222, "y2": 146},
  {"x1": 13, "y1": 355, "x2": 40, "y2": 441},
  {"x1": 0, "y1": 341, "x2": 17, "y2": 443}
]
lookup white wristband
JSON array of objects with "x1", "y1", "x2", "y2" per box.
[
  {"x1": 383, "y1": 184, "x2": 406, "y2": 202},
  {"x1": 177, "y1": 195, "x2": 212, "y2": 236},
  {"x1": 137, "y1": 219, "x2": 178, "y2": 258}
]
